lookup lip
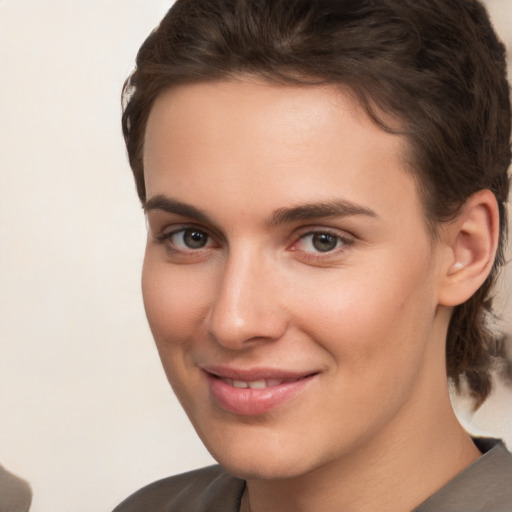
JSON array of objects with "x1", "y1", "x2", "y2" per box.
[{"x1": 203, "y1": 366, "x2": 318, "y2": 416}]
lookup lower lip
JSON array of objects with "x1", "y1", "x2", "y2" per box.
[{"x1": 206, "y1": 374, "x2": 315, "y2": 416}]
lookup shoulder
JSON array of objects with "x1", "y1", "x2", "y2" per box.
[
  {"x1": 0, "y1": 464, "x2": 32, "y2": 512},
  {"x1": 414, "y1": 438, "x2": 512, "y2": 512},
  {"x1": 112, "y1": 465, "x2": 245, "y2": 512}
]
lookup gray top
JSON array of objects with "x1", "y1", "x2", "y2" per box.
[
  {"x1": 113, "y1": 438, "x2": 512, "y2": 512},
  {"x1": 0, "y1": 464, "x2": 32, "y2": 512},
  {"x1": 411, "y1": 438, "x2": 512, "y2": 512}
]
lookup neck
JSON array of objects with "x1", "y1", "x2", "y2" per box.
[{"x1": 242, "y1": 391, "x2": 480, "y2": 512}]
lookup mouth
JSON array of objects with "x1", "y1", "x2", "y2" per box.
[
  {"x1": 203, "y1": 367, "x2": 318, "y2": 416},
  {"x1": 216, "y1": 375, "x2": 310, "y2": 389}
]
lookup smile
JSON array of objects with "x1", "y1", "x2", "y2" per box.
[
  {"x1": 203, "y1": 368, "x2": 318, "y2": 416},
  {"x1": 220, "y1": 377, "x2": 302, "y2": 389}
]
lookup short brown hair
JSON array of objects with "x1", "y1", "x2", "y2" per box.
[{"x1": 122, "y1": 0, "x2": 511, "y2": 406}]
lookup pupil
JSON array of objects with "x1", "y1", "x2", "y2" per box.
[
  {"x1": 184, "y1": 229, "x2": 207, "y2": 248},
  {"x1": 312, "y1": 233, "x2": 337, "y2": 252}
]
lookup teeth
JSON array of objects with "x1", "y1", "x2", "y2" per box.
[
  {"x1": 220, "y1": 378, "x2": 294, "y2": 389},
  {"x1": 248, "y1": 380, "x2": 266, "y2": 389}
]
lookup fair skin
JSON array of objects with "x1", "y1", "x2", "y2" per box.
[{"x1": 142, "y1": 80, "x2": 498, "y2": 512}]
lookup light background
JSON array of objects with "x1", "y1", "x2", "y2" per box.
[{"x1": 0, "y1": 1, "x2": 511, "y2": 511}]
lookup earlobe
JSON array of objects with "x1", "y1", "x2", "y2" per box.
[{"x1": 438, "y1": 189, "x2": 499, "y2": 307}]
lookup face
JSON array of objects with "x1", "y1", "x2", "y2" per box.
[{"x1": 142, "y1": 80, "x2": 450, "y2": 480}]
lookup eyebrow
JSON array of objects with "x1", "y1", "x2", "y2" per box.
[
  {"x1": 144, "y1": 195, "x2": 211, "y2": 223},
  {"x1": 269, "y1": 201, "x2": 378, "y2": 226},
  {"x1": 144, "y1": 195, "x2": 378, "y2": 226}
]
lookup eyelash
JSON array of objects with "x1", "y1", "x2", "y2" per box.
[
  {"x1": 292, "y1": 230, "x2": 353, "y2": 255},
  {"x1": 155, "y1": 227, "x2": 216, "y2": 254},
  {"x1": 154, "y1": 226, "x2": 353, "y2": 259}
]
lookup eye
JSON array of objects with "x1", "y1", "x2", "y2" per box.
[
  {"x1": 295, "y1": 231, "x2": 349, "y2": 253},
  {"x1": 162, "y1": 227, "x2": 213, "y2": 250}
]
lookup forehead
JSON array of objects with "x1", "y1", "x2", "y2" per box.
[{"x1": 143, "y1": 80, "x2": 423, "y2": 228}]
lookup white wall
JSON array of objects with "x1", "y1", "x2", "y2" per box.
[
  {"x1": 0, "y1": 2, "x2": 510, "y2": 512},
  {"x1": 0, "y1": 3, "x2": 214, "y2": 512}
]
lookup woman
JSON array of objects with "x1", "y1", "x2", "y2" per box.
[{"x1": 114, "y1": 0, "x2": 512, "y2": 510}]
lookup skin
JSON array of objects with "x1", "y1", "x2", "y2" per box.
[{"x1": 142, "y1": 80, "x2": 487, "y2": 512}]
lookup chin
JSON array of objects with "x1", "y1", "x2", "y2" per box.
[
  {"x1": 217, "y1": 454, "x2": 311, "y2": 481},
  {"x1": 201, "y1": 433, "x2": 323, "y2": 481}
]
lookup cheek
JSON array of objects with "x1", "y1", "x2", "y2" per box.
[
  {"x1": 141, "y1": 253, "x2": 212, "y2": 407},
  {"x1": 141, "y1": 252, "x2": 210, "y2": 346},
  {"x1": 293, "y1": 255, "x2": 437, "y2": 369},
  {"x1": 303, "y1": 268, "x2": 438, "y2": 425}
]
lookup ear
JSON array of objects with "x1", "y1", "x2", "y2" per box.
[{"x1": 438, "y1": 189, "x2": 500, "y2": 307}]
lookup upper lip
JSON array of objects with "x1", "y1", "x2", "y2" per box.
[{"x1": 201, "y1": 365, "x2": 317, "y2": 382}]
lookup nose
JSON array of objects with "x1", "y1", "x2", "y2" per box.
[{"x1": 204, "y1": 247, "x2": 288, "y2": 349}]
